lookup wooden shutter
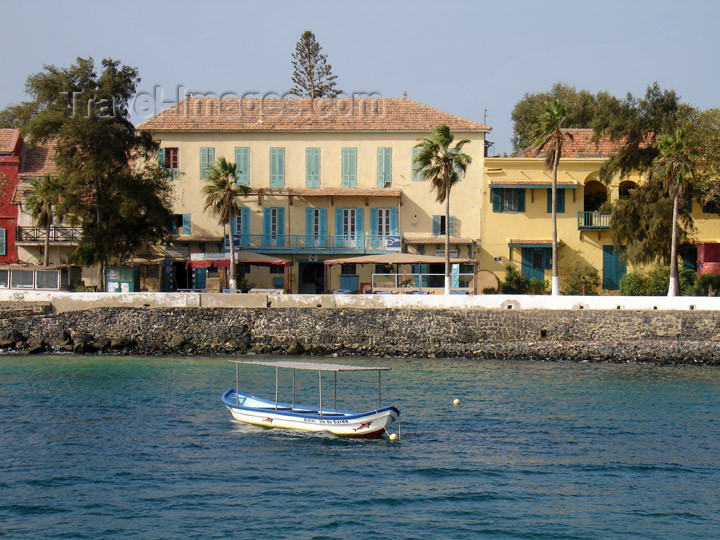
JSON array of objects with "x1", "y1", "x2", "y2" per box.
[
  {"x1": 377, "y1": 148, "x2": 392, "y2": 187},
  {"x1": 547, "y1": 188, "x2": 566, "y2": 213},
  {"x1": 448, "y1": 216, "x2": 456, "y2": 236},
  {"x1": 432, "y1": 215, "x2": 442, "y2": 236},
  {"x1": 270, "y1": 148, "x2": 285, "y2": 187},
  {"x1": 306, "y1": 148, "x2": 320, "y2": 187},
  {"x1": 158, "y1": 148, "x2": 165, "y2": 168},
  {"x1": 342, "y1": 148, "x2": 357, "y2": 188},
  {"x1": 0, "y1": 228, "x2": 5, "y2": 256},
  {"x1": 235, "y1": 147, "x2": 250, "y2": 186},
  {"x1": 182, "y1": 214, "x2": 191, "y2": 236},
  {"x1": 240, "y1": 207, "x2": 250, "y2": 245},
  {"x1": 390, "y1": 208, "x2": 398, "y2": 235},
  {"x1": 412, "y1": 147, "x2": 422, "y2": 181},
  {"x1": 517, "y1": 189, "x2": 526, "y2": 212},
  {"x1": 492, "y1": 188, "x2": 501, "y2": 212}
]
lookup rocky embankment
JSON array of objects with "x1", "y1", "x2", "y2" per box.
[{"x1": 1, "y1": 305, "x2": 719, "y2": 365}]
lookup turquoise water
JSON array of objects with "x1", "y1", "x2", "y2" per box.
[{"x1": 1, "y1": 356, "x2": 719, "y2": 539}]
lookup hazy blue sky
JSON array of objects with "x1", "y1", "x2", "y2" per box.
[{"x1": 1, "y1": 0, "x2": 718, "y2": 154}]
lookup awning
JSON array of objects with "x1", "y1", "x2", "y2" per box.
[
  {"x1": 324, "y1": 252, "x2": 474, "y2": 266},
  {"x1": 187, "y1": 251, "x2": 290, "y2": 268},
  {"x1": 490, "y1": 181, "x2": 577, "y2": 189}
]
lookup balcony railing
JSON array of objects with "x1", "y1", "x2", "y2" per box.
[
  {"x1": 577, "y1": 211, "x2": 611, "y2": 230},
  {"x1": 229, "y1": 234, "x2": 399, "y2": 254},
  {"x1": 16, "y1": 226, "x2": 83, "y2": 243}
]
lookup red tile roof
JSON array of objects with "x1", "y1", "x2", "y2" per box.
[
  {"x1": 138, "y1": 97, "x2": 490, "y2": 133},
  {"x1": 289, "y1": 188, "x2": 401, "y2": 197},
  {"x1": 0, "y1": 129, "x2": 21, "y2": 153},
  {"x1": 18, "y1": 140, "x2": 58, "y2": 179},
  {"x1": 516, "y1": 128, "x2": 623, "y2": 158},
  {"x1": 489, "y1": 179, "x2": 577, "y2": 187}
]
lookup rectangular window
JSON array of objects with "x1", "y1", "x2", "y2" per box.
[
  {"x1": 269, "y1": 265, "x2": 284, "y2": 274},
  {"x1": 270, "y1": 147, "x2": 285, "y2": 187},
  {"x1": 375, "y1": 264, "x2": 389, "y2": 274},
  {"x1": 200, "y1": 147, "x2": 215, "y2": 180},
  {"x1": 171, "y1": 214, "x2": 191, "y2": 235},
  {"x1": 35, "y1": 270, "x2": 59, "y2": 290},
  {"x1": 342, "y1": 148, "x2": 357, "y2": 188},
  {"x1": 10, "y1": 270, "x2": 34, "y2": 289},
  {"x1": 377, "y1": 208, "x2": 391, "y2": 237},
  {"x1": 546, "y1": 188, "x2": 566, "y2": 213},
  {"x1": 235, "y1": 147, "x2": 250, "y2": 186},
  {"x1": 341, "y1": 264, "x2": 357, "y2": 275},
  {"x1": 238, "y1": 263, "x2": 251, "y2": 274},
  {"x1": 0, "y1": 269, "x2": 8, "y2": 287},
  {"x1": 342, "y1": 208, "x2": 357, "y2": 238},
  {"x1": 159, "y1": 148, "x2": 179, "y2": 179},
  {"x1": 306, "y1": 147, "x2": 321, "y2": 188},
  {"x1": 492, "y1": 188, "x2": 525, "y2": 213},
  {"x1": 411, "y1": 147, "x2": 423, "y2": 181},
  {"x1": 377, "y1": 148, "x2": 392, "y2": 187},
  {"x1": 263, "y1": 207, "x2": 285, "y2": 247},
  {"x1": 0, "y1": 228, "x2": 5, "y2": 256},
  {"x1": 432, "y1": 215, "x2": 456, "y2": 236}
]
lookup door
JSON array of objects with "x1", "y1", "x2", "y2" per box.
[
  {"x1": 602, "y1": 245, "x2": 626, "y2": 290},
  {"x1": 299, "y1": 262, "x2": 325, "y2": 294},
  {"x1": 521, "y1": 247, "x2": 550, "y2": 282}
]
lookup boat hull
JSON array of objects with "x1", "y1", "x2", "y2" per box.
[{"x1": 222, "y1": 390, "x2": 399, "y2": 438}]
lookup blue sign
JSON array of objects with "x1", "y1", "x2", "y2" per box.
[
  {"x1": 384, "y1": 235, "x2": 402, "y2": 250},
  {"x1": 224, "y1": 234, "x2": 241, "y2": 249}
]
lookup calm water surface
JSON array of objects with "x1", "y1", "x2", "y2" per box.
[{"x1": 1, "y1": 355, "x2": 719, "y2": 539}]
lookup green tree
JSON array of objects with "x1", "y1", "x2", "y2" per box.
[
  {"x1": 202, "y1": 157, "x2": 250, "y2": 292},
  {"x1": 290, "y1": 30, "x2": 340, "y2": 99},
  {"x1": 652, "y1": 128, "x2": 698, "y2": 296},
  {"x1": 533, "y1": 100, "x2": 573, "y2": 296},
  {"x1": 0, "y1": 101, "x2": 39, "y2": 129},
  {"x1": 20, "y1": 57, "x2": 174, "y2": 288},
  {"x1": 24, "y1": 175, "x2": 66, "y2": 266},
  {"x1": 414, "y1": 124, "x2": 471, "y2": 294}
]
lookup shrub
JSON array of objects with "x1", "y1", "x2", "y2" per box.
[
  {"x1": 482, "y1": 286, "x2": 498, "y2": 294},
  {"x1": 691, "y1": 273, "x2": 720, "y2": 296},
  {"x1": 619, "y1": 271, "x2": 647, "y2": 296},
  {"x1": 562, "y1": 264, "x2": 601, "y2": 295},
  {"x1": 500, "y1": 265, "x2": 527, "y2": 294},
  {"x1": 620, "y1": 265, "x2": 696, "y2": 296},
  {"x1": 527, "y1": 277, "x2": 549, "y2": 295}
]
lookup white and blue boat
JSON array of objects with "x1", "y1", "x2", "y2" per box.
[{"x1": 222, "y1": 360, "x2": 400, "y2": 438}]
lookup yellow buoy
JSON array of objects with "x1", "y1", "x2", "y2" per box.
[
  {"x1": 389, "y1": 433, "x2": 398, "y2": 441},
  {"x1": 453, "y1": 398, "x2": 460, "y2": 406}
]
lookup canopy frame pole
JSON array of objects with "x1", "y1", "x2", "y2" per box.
[
  {"x1": 318, "y1": 370, "x2": 323, "y2": 419},
  {"x1": 378, "y1": 370, "x2": 381, "y2": 409},
  {"x1": 292, "y1": 368, "x2": 296, "y2": 408},
  {"x1": 275, "y1": 366, "x2": 278, "y2": 411},
  {"x1": 235, "y1": 362, "x2": 239, "y2": 406},
  {"x1": 334, "y1": 371, "x2": 337, "y2": 411}
]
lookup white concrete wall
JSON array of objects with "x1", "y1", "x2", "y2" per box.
[{"x1": 1, "y1": 289, "x2": 719, "y2": 312}]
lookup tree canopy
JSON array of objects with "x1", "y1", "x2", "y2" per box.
[
  {"x1": 290, "y1": 30, "x2": 340, "y2": 98},
  {"x1": 20, "y1": 56, "x2": 173, "y2": 285}
]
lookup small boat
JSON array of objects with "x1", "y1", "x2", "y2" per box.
[{"x1": 222, "y1": 360, "x2": 400, "y2": 438}]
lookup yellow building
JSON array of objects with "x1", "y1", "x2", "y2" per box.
[
  {"x1": 482, "y1": 128, "x2": 719, "y2": 292},
  {"x1": 138, "y1": 96, "x2": 489, "y2": 293}
]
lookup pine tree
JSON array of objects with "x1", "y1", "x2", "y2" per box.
[{"x1": 290, "y1": 30, "x2": 340, "y2": 98}]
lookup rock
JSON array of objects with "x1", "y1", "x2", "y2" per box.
[
  {"x1": 25, "y1": 339, "x2": 45, "y2": 354},
  {"x1": 286, "y1": 341, "x2": 305, "y2": 355},
  {"x1": 168, "y1": 334, "x2": 187, "y2": 349},
  {"x1": 93, "y1": 338, "x2": 110, "y2": 351},
  {"x1": 109, "y1": 337, "x2": 133, "y2": 349}
]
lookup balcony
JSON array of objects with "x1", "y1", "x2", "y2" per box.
[
  {"x1": 230, "y1": 234, "x2": 400, "y2": 255},
  {"x1": 16, "y1": 226, "x2": 82, "y2": 244},
  {"x1": 577, "y1": 211, "x2": 611, "y2": 230}
]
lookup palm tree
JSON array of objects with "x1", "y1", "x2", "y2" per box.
[
  {"x1": 24, "y1": 175, "x2": 65, "y2": 266},
  {"x1": 414, "y1": 124, "x2": 472, "y2": 295},
  {"x1": 653, "y1": 128, "x2": 697, "y2": 296},
  {"x1": 202, "y1": 157, "x2": 250, "y2": 292},
  {"x1": 533, "y1": 100, "x2": 574, "y2": 296}
]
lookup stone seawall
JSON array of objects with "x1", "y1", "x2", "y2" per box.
[{"x1": 1, "y1": 306, "x2": 719, "y2": 364}]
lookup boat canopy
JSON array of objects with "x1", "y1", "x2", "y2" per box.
[{"x1": 229, "y1": 360, "x2": 391, "y2": 371}]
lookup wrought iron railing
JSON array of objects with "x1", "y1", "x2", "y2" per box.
[
  {"x1": 227, "y1": 234, "x2": 400, "y2": 254},
  {"x1": 577, "y1": 211, "x2": 611, "y2": 230},
  {"x1": 16, "y1": 226, "x2": 82, "y2": 242}
]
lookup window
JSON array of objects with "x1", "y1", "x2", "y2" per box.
[
  {"x1": 140, "y1": 265, "x2": 160, "y2": 279},
  {"x1": 0, "y1": 228, "x2": 5, "y2": 256},
  {"x1": 159, "y1": 148, "x2": 179, "y2": 179},
  {"x1": 263, "y1": 207, "x2": 285, "y2": 247},
  {"x1": 432, "y1": 215, "x2": 456, "y2": 236},
  {"x1": 0, "y1": 270, "x2": 8, "y2": 287},
  {"x1": 171, "y1": 214, "x2": 191, "y2": 235},
  {"x1": 375, "y1": 264, "x2": 390, "y2": 274},
  {"x1": 200, "y1": 147, "x2": 215, "y2": 180},
  {"x1": 235, "y1": 147, "x2": 250, "y2": 186},
  {"x1": 341, "y1": 264, "x2": 357, "y2": 275},
  {"x1": 238, "y1": 263, "x2": 252, "y2": 274},
  {"x1": 335, "y1": 207, "x2": 363, "y2": 247},
  {"x1": 377, "y1": 208, "x2": 391, "y2": 237},
  {"x1": 10, "y1": 270, "x2": 34, "y2": 289},
  {"x1": 342, "y1": 208, "x2": 357, "y2": 238},
  {"x1": 36, "y1": 270, "x2": 59, "y2": 290},
  {"x1": 306, "y1": 147, "x2": 320, "y2": 188},
  {"x1": 342, "y1": 148, "x2": 357, "y2": 188},
  {"x1": 411, "y1": 147, "x2": 423, "y2": 181},
  {"x1": 370, "y1": 207, "x2": 398, "y2": 247},
  {"x1": 492, "y1": 188, "x2": 525, "y2": 212},
  {"x1": 270, "y1": 147, "x2": 285, "y2": 187},
  {"x1": 546, "y1": 188, "x2": 566, "y2": 213},
  {"x1": 269, "y1": 265, "x2": 284, "y2": 274},
  {"x1": 305, "y1": 207, "x2": 326, "y2": 247},
  {"x1": 377, "y1": 148, "x2": 392, "y2": 187}
]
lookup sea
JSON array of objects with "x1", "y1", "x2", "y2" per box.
[{"x1": 1, "y1": 355, "x2": 719, "y2": 539}]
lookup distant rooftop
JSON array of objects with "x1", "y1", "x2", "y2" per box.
[
  {"x1": 18, "y1": 140, "x2": 58, "y2": 179},
  {"x1": 138, "y1": 97, "x2": 491, "y2": 133},
  {"x1": 515, "y1": 128, "x2": 623, "y2": 159},
  {"x1": 0, "y1": 128, "x2": 21, "y2": 153}
]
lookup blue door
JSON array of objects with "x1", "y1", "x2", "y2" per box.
[
  {"x1": 339, "y1": 274, "x2": 359, "y2": 292},
  {"x1": 602, "y1": 245, "x2": 626, "y2": 290},
  {"x1": 521, "y1": 248, "x2": 549, "y2": 282}
]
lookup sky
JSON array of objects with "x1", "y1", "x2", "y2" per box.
[{"x1": 1, "y1": 0, "x2": 719, "y2": 155}]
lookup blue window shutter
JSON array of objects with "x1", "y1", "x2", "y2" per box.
[
  {"x1": 449, "y1": 216, "x2": 456, "y2": 236},
  {"x1": 517, "y1": 189, "x2": 526, "y2": 212},
  {"x1": 336, "y1": 208, "x2": 343, "y2": 237},
  {"x1": 492, "y1": 188, "x2": 501, "y2": 212},
  {"x1": 271, "y1": 148, "x2": 285, "y2": 187},
  {"x1": 412, "y1": 147, "x2": 422, "y2": 181},
  {"x1": 546, "y1": 189, "x2": 552, "y2": 214},
  {"x1": 547, "y1": 188, "x2": 566, "y2": 213},
  {"x1": 543, "y1": 248, "x2": 552, "y2": 270},
  {"x1": 319, "y1": 208, "x2": 327, "y2": 245},
  {"x1": 377, "y1": 148, "x2": 392, "y2": 187},
  {"x1": 182, "y1": 214, "x2": 191, "y2": 236},
  {"x1": 385, "y1": 149, "x2": 392, "y2": 185},
  {"x1": 0, "y1": 228, "x2": 5, "y2": 256},
  {"x1": 305, "y1": 207, "x2": 313, "y2": 244},
  {"x1": 390, "y1": 208, "x2": 398, "y2": 235},
  {"x1": 263, "y1": 208, "x2": 271, "y2": 246},
  {"x1": 231, "y1": 213, "x2": 238, "y2": 236},
  {"x1": 377, "y1": 149, "x2": 384, "y2": 187},
  {"x1": 200, "y1": 147, "x2": 214, "y2": 179},
  {"x1": 241, "y1": 207, "x2": 250, "y2": 245},
  {"x1": 342, "y1": 148, "x2": 357, "y2": 188},
  {"x1": 370, "y1": 208, "x2": 378, "y2": 247},
  {"x1": 235, "y1": 147, "x2": 249, "y2": 186},
  {"x1": 350, "y1": 148, "x2": 357, "y2": 187},
  {"x1": 432, "y1": 215, "x2": 441, "y2": 236},
  {"x1": 356, "y1": 208, "x2": 364, "y2": 238},
  {"x1": 306, "y1": 148, "x2": 320, "y2": 187},
  {"x1": 158, "y1": 148, "x2": 165, "y2": 168},
  {"x1": 277, "y1": 208, "x2": 285, "y2": 247}
]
